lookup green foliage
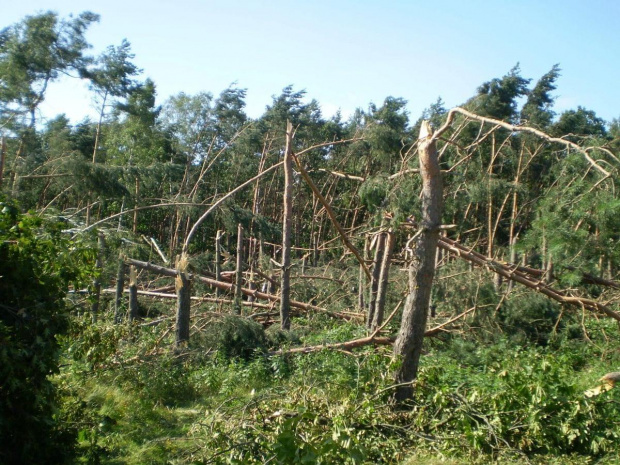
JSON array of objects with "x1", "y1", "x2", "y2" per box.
[
  {"x1": 499, "y1": 291, "x2": 565, "y2": 345},
  {"x1": 0, "y1": 10, "x2": 99, "y2": 128},
  {"x1": 0, "y1": 200, "x2": 95, "y2": 464},
  {"x1": 416, "y1": 341, "x2": 620, "y2": 458},
  {"x1": 195, "y1": 314, "x2": 268, "y2": 359}
]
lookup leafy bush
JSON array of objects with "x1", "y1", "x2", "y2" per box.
[{"x1": 0, "y1": 201, "x2": 94, "y2": 464}]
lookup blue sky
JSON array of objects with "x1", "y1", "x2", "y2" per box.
[{"x1": 4, "y1": 0, "x2": 620, "y2": 125}]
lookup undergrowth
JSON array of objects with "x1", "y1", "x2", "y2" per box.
[{"x1": 55, "y1": 302, "x2": 620, "y2": 464}]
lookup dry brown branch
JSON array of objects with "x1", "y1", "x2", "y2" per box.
[
  {"x1": 182, "y1": 161, "x2": 284, "y2": 254},
  {"x1": 270, "y1": 299, "x2": 477, "y2": 356},
  {"x1": 317, "y1": 169, "x2": 365, "y2": 182},
  {"x1": 292, "y1": 151, "x2": 371, "y2": 280},
  {"x1": 433, "y1": 107, "x2": 613, "y2": 177},
  {"x1": 436, "y1": 234, "x2": 620, "y2": 322},
  {"x1": 77, "y1": 202, "x2": 207, "y2": 235}
]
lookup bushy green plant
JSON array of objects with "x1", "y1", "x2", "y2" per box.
[
  {"x1": 0, "y1": 200, "x2": 95, "y2": 464},
  {"x1": 196, "y1": 314, "x2": 267, "y2": 359}
]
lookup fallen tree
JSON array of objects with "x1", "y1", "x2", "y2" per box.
[{"x1": 125, "y1": 258, "x2": 363, "y2": 321}]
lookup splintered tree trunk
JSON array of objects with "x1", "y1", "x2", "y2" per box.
[
  {"x1": 393, "y1": 121, "x2": 442, "y2": 403},
  {"x1": 91, "y1": 232, "x2": 106, "y2": 323},
  {"x1": 372, "y1": 229, "x2": 395, "y2": 331},
  {"x1": 128, "y1": 265, "x2": 139, "y2": 322},
  {"x1": 175, "y1": 254, "x2": 191, "y2": 347},
  {"x1": 114, "y1": 254, "x2": 126, "y2": 323},
  {"x1": 280, "y1": 121, "x2": 294, "y2": 330},
  {"x1": 367, "y1": 232, "x2": 386, "y2": 329},
  {"x1": 234, "y1": 224, "x2": 244, "y2": 315}
]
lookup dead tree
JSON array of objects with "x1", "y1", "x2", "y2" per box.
[
  {"x1": 175, "y1": 254, "x2": 191, "y2": 347},
  {"x1": 280, "y1": 121, "x2": 294, "y2": 330},
  {"x1": 393, "y1": 122, "x2": 443, "y2": 403},
  {"x1": 128, "y1": 265, "x2": 139, "y2": 321}
]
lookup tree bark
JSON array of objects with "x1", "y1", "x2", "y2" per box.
[
  {"x1": 358, "y1": 235, "x2": 369, "y2": 312},
  {"x1": 175, "y1": 254, "x2": 191, "y2": 347},
  {"x1": 114, "y1": 254, "x2": 126, "y2": 323},
  {"x1": 234, "y1": 224, "x2": 244, "y2": 315},
  {"x1": 128, "y1": 265, "x2": 139, "y2": 321},
  {"x1": 280, "y1": 121, "x2": 294, "y2": 330},
  {"x1": 392, "y1": 121, "x2": 442, "y2": 403},
  {"x1": 215, "y1": 230, "x2": 223, "y2": 298},
  {"x1": 0, "y1": 137, "x2": 6, "y2": 188},
  {"x1": 91, "y1": 232, "x2": 106, "y2": 323},
  {"x1": 367, "y1": 232, "x2": 386, "y2": 329},
  {"x1": 372, "y1": 229, "x2": 395, "y2": 331}
]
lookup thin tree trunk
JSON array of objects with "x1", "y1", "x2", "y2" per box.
[
  {"x1": 280, "y1": 121, "x2": 294, "y2": 330},
  {"x1": 91, "y1": 232, "x2": 106, "y2": 323},
  {"x1": 372, "y1": 229, "x2": 395, "y2": 331},
  {"x1": 133, "y1": 177, "x2": 140, "y2": 234},
  {"x1": 0, "y1": 137, "x2": 6, "y2": 188},
  {"x1": 234, "y1": 223, "x2": 244, "y2": 315},
  {"x1": 92, "y1": 90, "x2": 108, "y2": 163},
  {"x1": 215, "y1": 230, "x2": 223, "y2": 298},
  {"x1": 393, "y1": 121, "x2": 442, "y2": 403},
  {"x1": 128, "y1": 265, "x2": 139, "y2": 321},
  {"x1": 358, "y1": 235, "x2": 369, "y2": 312},
  {"x1": 367, "y1": 233, "x2": 386, "y2": 329},
  {"x1": 175, "y1": 254, "x2": 191, "y2": 347},
  {"x1": 114, "y1": 254, "x2": 126, "y2": 323}
]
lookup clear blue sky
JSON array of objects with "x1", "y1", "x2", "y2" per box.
[{"x1": 4, "y1": 0, "x2": 620, "y2": 124}]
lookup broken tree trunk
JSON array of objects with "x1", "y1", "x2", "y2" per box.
[
  {"x1": 393, "y1": 121, "x2": 443, "y2": 403},
  {"x1": 124, "y1": 258, "x2": 359, "y2": 320},
  {"x1": 436, "y1": 235, "x2": 620, "y2": 322},
  {"x1": 175, "y1": 254, "x2": 191, "y2": 347},
  {"x1": 128, "y1": 265, "x2": 139, "y2": 322},
  {"x1": 280, "y1": 121, "x2": 294, "y2": 330}
]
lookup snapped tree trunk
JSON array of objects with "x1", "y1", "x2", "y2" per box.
[
  {"x1": 392, "y1": 121, "x2": 443, "y2": 403},
  {"x1": 128, "y1": 265, "x2": 139, "y2": 322},
  {"x1": 280, "y1": 121, "x2": 294, "y2": 330},
  {"x1": 175, "y1": 254, "x2": 191, "y2": 347}
]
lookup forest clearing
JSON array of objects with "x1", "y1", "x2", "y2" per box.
[{"x1": 2, "y1": 10, "x2": 620, "y2": 465}]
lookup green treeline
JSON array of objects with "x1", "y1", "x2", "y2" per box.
[{"x1": 1, "y1": 10, "x2": 620, "y2": 464}]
